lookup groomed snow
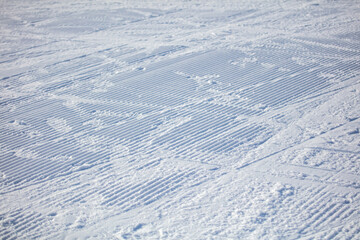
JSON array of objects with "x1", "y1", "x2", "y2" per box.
[{"x1": 1, "y1": 0, "x2": 360, "y2": 239}]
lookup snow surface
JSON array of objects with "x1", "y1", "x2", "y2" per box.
[{"x1": 1, "y1": 0, "x2": 360, "y2": 239}]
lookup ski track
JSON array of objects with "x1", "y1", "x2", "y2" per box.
[{"x1": 1, "y1": 0, "x2": 360, "y2": 239}]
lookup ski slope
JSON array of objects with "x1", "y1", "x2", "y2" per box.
[{"x1": 1, "y1": 0, "x2": 360, "y2": 239}]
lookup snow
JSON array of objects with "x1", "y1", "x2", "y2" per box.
[{"x1": 1, "y1": 0, "x2": 360, "y2": 239}]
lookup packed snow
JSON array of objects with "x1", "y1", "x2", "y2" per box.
[{"x1": 1, "y1": 0, "x2": 360, "y2": 239}]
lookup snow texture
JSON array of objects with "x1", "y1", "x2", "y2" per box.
[{"x1": 1, "y1": 0, "x2": 360, "y2": 239}]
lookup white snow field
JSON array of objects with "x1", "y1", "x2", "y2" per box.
[{"x1": 1, "y1": 0, "x2": 360, "y2": 239}]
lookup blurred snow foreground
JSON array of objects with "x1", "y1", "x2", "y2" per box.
[{"x1": 1, "y1": 0, "x2": 360, "y2": 239}]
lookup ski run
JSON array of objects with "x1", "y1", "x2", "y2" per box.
[{"x1": 0, "y1": 0, "x2": 360, "y2": 239}]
